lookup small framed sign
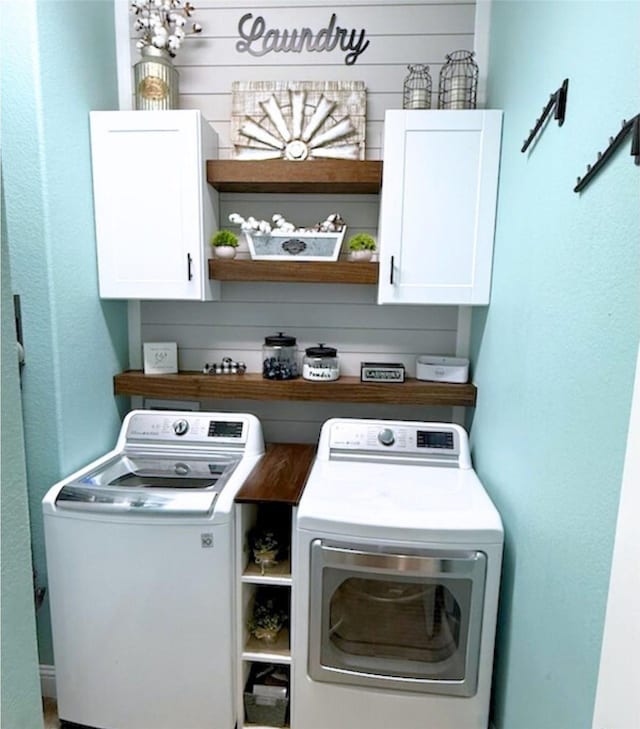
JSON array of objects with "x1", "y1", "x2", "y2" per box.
[
  {"x1": 360, "y1": 362, "x2": 405, "y2": 383},
  {"x1": 143, "y1": 342, "x2": 178, "y2": 375}
]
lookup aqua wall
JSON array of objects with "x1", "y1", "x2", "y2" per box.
[
  {"x1": 470, "y1": 2, "x2": 640, "y2": 728},
  {"x1": 1, "y1": 0, "x2": 129, "y2": 666},
  {"x1": 1, "y1": 197, "x2": 44, "y2": 729}
]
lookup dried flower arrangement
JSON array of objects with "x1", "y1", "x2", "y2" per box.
[
  {"x1": 248, "y1": 593, "x2": 288, "y2": 643},
  {"x1": 131, "y1": 0, "x2": 202, "y2": 57}
]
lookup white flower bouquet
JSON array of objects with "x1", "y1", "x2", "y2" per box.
[{"x1": 131, "y1": 0, "x2": 202, "y2": 57}]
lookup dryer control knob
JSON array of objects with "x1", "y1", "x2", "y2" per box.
[
  {"x1": 173, "y1": 419, "x2": 189, "y2": 436},
  {"x1": 378, "y1": 428, "x2": 395, "y2": 446}
]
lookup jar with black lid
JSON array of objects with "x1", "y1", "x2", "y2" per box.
[
  {"x1": 262, "y1": 332, "x2": 299, "y2": 380},
  {"x1": 303, "y1": 344, "x2": 340, "y2": 381}
]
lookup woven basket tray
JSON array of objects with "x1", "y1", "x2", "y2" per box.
[{"x1": 244, "y1": 692, "x2": 288, "y2": 726}]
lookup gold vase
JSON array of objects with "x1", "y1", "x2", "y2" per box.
[{"x1": 134, "y1": 46, "x2": 179, "y2": 110}]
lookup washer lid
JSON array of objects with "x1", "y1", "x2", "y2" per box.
[
  {"x1": 55, "y1": 453, "x2": 241, "y2": 516},
  {"x1": 296, "y1": 460, "x2": 503, "y2": 544}
]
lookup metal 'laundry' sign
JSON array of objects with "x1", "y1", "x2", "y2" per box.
[{"x1": 236, "y1": 13, "x2": 370, "y2": 66}]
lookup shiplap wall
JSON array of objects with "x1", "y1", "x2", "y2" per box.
[
  {"x1": 118, "y1": 0, "x2": 481, "y2": 443},
  {"x1": 122, "y1": 0, "x2": 477, "y2": 159}
]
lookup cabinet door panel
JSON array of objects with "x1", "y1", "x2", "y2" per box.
[
  {"x1": 90, "y1": 111, "x2": 218, "y2": 301},
  {"x1": 378, "y1": 111, "x2": 502, "y2": 306}
]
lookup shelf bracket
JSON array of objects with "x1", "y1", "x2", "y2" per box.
[
  {"x1": 574, "y1": 113, "x2": 640, "y2": 193},
  {"x1": 521, "y1": 78, "x2": 569, "y2": 154}
]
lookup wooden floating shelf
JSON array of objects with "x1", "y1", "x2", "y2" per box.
[
  {"x1": 114, "y1": 371, "x2": 477, "y2": 407},
  {"x1": 209, "y1": 258, "x2": 378, "y2": 284},
  {"x1": 206, "y1": 159, "x2": 382, "y2": 194}
]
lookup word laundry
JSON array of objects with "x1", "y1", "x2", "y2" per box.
[{"x1": 236, "y1": 13, "x2": 370, "y2": 66}]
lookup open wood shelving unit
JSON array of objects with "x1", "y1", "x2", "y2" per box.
[
  {"x1": 207, "y1": 160, "x2": 383, "y2": 286},
  {"x1": 110, "y1": 158, "x2": 477, "y2": 411},
  {"x1": 114, "y1": 371, "x2": 477, "y2": 407}
]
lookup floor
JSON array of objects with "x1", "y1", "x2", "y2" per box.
[{"x1": 43, "y1": 698, "x2": 60, "y2": 729}]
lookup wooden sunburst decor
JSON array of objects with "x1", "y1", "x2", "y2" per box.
[{"x1": 231, "y1": 80, "x2": 366, "y2": 161}]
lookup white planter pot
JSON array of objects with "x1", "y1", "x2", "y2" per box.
[
  {"x1": 348, "y1": 250, "x2": 373, "y2": 262},
  {"x1": 214, "y1": 246, "x2": 237, "y2": 259}
]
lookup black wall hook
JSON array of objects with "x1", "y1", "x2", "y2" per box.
[
  {"x1": 574, "y1": 114, "x2": 640, "y2": 193},
  {"x1": 521, "y1": 78, "x2": 569, "y2": 154}
]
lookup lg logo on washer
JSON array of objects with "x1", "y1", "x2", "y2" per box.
[{"x1": 201, "y1": 533, "x2": 214, "y2": 549}]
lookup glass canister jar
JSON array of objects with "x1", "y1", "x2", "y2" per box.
[
  {"x1": 262, "y1": 332, "x2": 299, "y2": 380},
  {"x1": 303, "y1": 344, "x2": 340, "y2": 382}
]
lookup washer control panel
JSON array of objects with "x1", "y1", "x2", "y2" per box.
[
  {"x1": 125, "y1": 412, "x2": 248, "y2": 444},
  {"x1": 328, "y1": 421, "x2": 460, "y2": 458}
]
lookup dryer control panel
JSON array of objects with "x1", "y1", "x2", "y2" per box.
[{"x1": 324, "y1": 420, "x2": 470, "y2": 468}]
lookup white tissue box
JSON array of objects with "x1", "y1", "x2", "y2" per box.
[{"x1": 416, "y1": 356, "x2": 469, "y2": 384}]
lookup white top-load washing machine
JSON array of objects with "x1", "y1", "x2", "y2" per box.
[
  {"x1": 43, "y1": 410, "x2": 264, "y2": 729},
  {"x1": 292, "y1": 418, "x2": 503, "y2": 729}
]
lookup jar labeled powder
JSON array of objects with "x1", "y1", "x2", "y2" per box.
[{"x1": 303, "y1": 344, "x2": 340, "y2": 382}]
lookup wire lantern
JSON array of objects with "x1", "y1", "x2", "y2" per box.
[
  {"x1": 438, "y1": 50, "x2": 479, "y2": 110},
  {"x1": 403, "y1": 64, "x2": 432, "y2": 110}
]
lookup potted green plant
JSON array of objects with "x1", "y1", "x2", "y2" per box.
[
  {"x1": 210, "y1": 229, "x2": 239, "y2": 259},
  {"x1": 347, "y1": 233, "x2": 376, "y2": 262},
  {"x1": 250, "y1": 529, "x2": 280, "y2": 574},
  {"x1": 248, "y1": 598, "x2": 287, "y2": 644}
]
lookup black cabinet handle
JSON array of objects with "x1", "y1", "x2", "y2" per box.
[
  {"x1": 390, "y1": 255, "x2": 395, "y2": 285},
  {"x1": 187, "y1": 253, "x2": 193, "y2": 281}
]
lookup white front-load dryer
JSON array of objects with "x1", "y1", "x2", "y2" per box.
[
  {"x1": 43, "y1": 410, "x2": 264, "y2": 729},
  {"x1": 292, "y1": 418, "x2": 503, "y2": 729}
]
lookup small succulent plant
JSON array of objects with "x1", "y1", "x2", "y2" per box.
[
  {"x1": 210, "y1": 229, "x2": 239, "y2": 248},
  {"x1": 347, "y1": 233, "x2": 376, "y2": 251}
]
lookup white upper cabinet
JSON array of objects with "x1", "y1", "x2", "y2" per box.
[
  {"x1": 377, "y1": 110, "x2": 503, "y2": 306},
  {"x1": 89, "y1": 110, "x2": 220, "y2": 301}
]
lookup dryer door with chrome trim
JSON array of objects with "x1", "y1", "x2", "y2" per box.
[{"x1": 308, "y1": 540, "x2": 486, "y2": 697}]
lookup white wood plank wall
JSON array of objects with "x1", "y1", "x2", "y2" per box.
[
  {"x1": 141, "y1": 285, "x2": 457, "y2": 442},
  {"x1": 125, "y1": 0, "x2": 478, "y2": 442},
  {"x1": 125, "y1": 0, "x2": 477, "y2": 158}
]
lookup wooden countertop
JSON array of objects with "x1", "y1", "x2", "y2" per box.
[{"x1": 235, "y1": 443, "x2": 316, "y2": 506}]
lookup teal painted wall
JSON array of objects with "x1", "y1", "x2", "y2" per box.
[
  {"x1": 1, "y1": 0, "x2": 129, "y2": 665},
  {"x1": 470, "y1": 2, "x2": 640, "y2": 728},
  {"x1": 1, "y1": 194, "x2": 44, "y2": 729}
]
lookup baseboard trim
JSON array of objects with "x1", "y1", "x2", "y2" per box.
[{"x1": 40, "y1": 664, "x2": 56, "y2": 698}]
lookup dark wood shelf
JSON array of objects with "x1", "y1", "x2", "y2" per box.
[
  {"x1": 114, "y1": 371, "x2": 477, "y2": 407},
  {"x1": 209, "y1": 258, "x2": 378, "y2": 284},
  {"x1": 236, "y1": 443, "x2": 315, "y2": 506},
  {"x1": 206, "y1": 159, "x2": 382, "y2": 194}
]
